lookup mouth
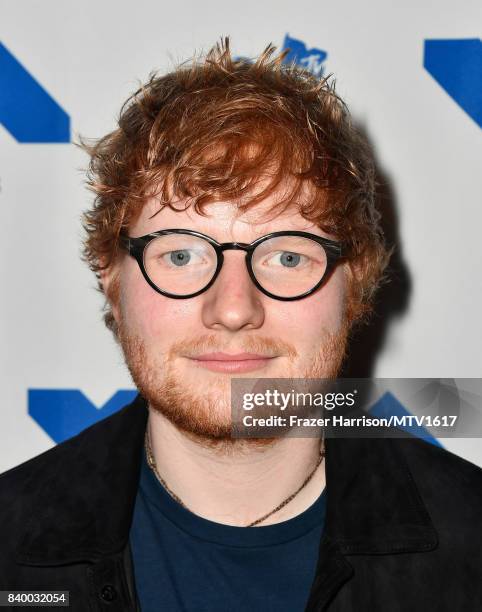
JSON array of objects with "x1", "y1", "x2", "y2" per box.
[{"x1": 186, "y1": 352, "x2": 278, "y2": 373}]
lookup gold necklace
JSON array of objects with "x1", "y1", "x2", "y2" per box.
[{"x1": 144, "y1": 428, "x2": 325, "y2": 527}]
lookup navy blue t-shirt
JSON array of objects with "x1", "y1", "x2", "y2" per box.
[{"x1": 129, "y1": 446, "x2": 326, "y2": 612}]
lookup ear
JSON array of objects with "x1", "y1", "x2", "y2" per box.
[
  {"x1": 341, "y1": 260, "x2": 355, "y2": 294},
  {"x1": 341, "y1": 260, "x2": 362, "y2": 326},
  {"x1": 342, "y1": 258, "x2": 364, "y2": 290},
  {"x1": 99, "y1": 262, "x2": 121, "y2": 326}
]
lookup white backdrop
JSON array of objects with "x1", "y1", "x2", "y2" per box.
[{"x1": 1, "y1": 0, "x2": 481, "y2": 473}]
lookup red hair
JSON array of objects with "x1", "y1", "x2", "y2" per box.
[{"x1": 80, "y1": 37, "x2": 391, "y2": 336}]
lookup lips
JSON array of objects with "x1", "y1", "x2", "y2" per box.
[
  {"x1": 192, "y1": 352, "x2": 275, "y2": 361},
  {"x1": 187, "y1": 351, "x2": 277, "y2": 373}
]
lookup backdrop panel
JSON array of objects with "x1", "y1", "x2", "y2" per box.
[{"x1": 1, "y1": 0, "x2": 481, "y2": 471}]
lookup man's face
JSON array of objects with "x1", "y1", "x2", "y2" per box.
[{"x1": 108, "y1": 191, "x2": 350, "y2": 446}]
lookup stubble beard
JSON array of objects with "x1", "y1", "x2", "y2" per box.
[{"x1": 117, "y1": 316, "x2": 350, "y2": 454}]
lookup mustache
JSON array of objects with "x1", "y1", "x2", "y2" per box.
[{"x1": 168, "y1": 334, "x2": 299, "y2": 360}]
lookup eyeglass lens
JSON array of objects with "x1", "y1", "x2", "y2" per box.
[{"x1": 143, "y1": 234, "x2": 328, "y2": 298}]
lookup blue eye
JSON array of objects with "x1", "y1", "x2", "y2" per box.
[
  {"x1": 169, "y1": 250, "x2": 191, "y2": 266},
  {"x1": 279, "y1": 252, "x2": 301, "y2": 267},
  {"x1": 263, "y1": 251, "x2": 305, "y2": 268}
]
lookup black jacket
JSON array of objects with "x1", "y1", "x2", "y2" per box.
[{"x1": 1, "y1": 393, "x2": 482, "y2": 611}]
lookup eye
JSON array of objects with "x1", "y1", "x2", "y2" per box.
[
  {"x1": 145, "y1": 235, "x2": 217, "y2": 273},
  {"x1": 263, "y1": 251, "x2": 307, "y2": 268},
  {"x1": 163, "y1": 248, "x2": 210, "y2": 267},
  {"x1": 165, "y1": 249, "x2": 192, "y2": 267}
]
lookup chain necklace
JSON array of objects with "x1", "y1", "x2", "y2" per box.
[{"x1": 144, "y1": 428, "x2": 325, "y2": 527}]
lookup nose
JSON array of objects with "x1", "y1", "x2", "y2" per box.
[{"x1": 201, "y1": 251, "x2": 265, "y2": 331}]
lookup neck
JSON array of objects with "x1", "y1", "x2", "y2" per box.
[{"x1": 146, "y1": 406, "x2": 326, "y2": 527}]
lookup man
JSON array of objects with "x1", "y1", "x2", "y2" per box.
[{"x1": 1, "y1": 38, "x2": 481, "y2": 611}]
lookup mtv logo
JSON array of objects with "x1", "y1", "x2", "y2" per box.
[{"x1": 282, "y1": 35, "x2": 327, "y2": 77}]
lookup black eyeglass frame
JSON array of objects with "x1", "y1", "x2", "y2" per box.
[{"x1": 119, "y1": 228, "x2": 345, "y2": 302}]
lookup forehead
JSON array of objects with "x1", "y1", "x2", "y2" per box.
[{"x1": 131, "y1": 184, "x2": 330, "y2": 241}]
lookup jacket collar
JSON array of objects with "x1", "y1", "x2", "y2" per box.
[{"x1": 15, "y1": 394, "x2": 437, "y2": 568}]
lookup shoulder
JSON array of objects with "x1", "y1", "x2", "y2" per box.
[
  {"x1": 0, "y1": 395, "x2": 147, "y2": 567},
  {"x1": 395, "y1": 435, "x2": 482, "y2": 491},
  {"x1": 0, "y1": 395, "x2": 147, "y2": 581},
  {"x1": 0, "y1": 436, "x2": 70, "y2": 564},
  {"x1": 0, "y1": 394, "x2": 146, "y2": 510},
  {"x1": 393, "y1": 436, "x2": 482, "y2": 530},
  {"x1": 0, "y1": 439, "x2": 61, "y2": 506}
]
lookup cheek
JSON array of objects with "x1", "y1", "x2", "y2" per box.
[
  {"x1": 118, "y1": 261, "x2": 185, "y2": 341},
  {"x1": 314, "y1": 267, "x2": 347, "y2": 329},
  {"x1": 271, "y1": 268, "x2": 347, "y2": 344}
]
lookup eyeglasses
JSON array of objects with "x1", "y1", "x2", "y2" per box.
[{"x1": 119, "y1": 229, "x2": 344, "y2": 301}]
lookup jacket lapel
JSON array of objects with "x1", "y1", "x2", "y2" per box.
[
  {"x1": 324, "y1": 435, "x2": 438, "y2": 554},
  {"x1": 304, "y1": 433, "x2": 438, "y2": 610},
  {"x1": 304, "y1": 533, "x2": 354, "y2": 611}
]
